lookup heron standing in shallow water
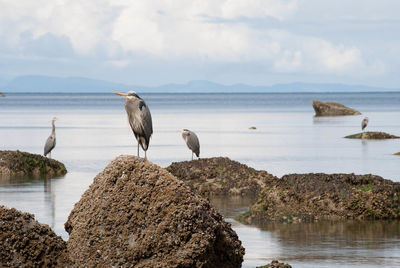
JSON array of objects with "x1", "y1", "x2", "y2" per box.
[
  {"x1": 114, "y1": 91, "x2": 153, "y2": 160},
  {"x1": 44, "y1": 117, "x2": 59, "y2": 158},
  {"x1": 180, "y1": 129, "x2": 200, "y2": 160},
  {"x1": 362, "y1": 117, "x2": 369, "y2": 131}
]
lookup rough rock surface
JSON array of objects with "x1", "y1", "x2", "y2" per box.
[
  {"x1": 345, "y1": 132, "x2": 400, "y2": 139},
  {"x1": 65, "y1": 155, "x2": 244, "y2": 268},
  {"x1": 239, "y1": 173, "x2": 400, "y2": 224},
  {"x1": 312, "y1": 100, "x2": 361, "y2": 116},
  {"x1": 257, "y1": 260, "x2": 292, "y2": 268},
  {"x1": 166, "y1": 157, "x2": 277, "y2": 198},
  {"x1": 0, "y1": 150, "x2": 67, "y2": 179},
  {"x1": 0, "y1": 206, "x2": 68, "y2": 267}
]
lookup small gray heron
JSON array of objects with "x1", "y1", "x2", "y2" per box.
[
  {"x1": 44, "y1": 117, "x2": 59, "y2": 158},
  {"x1": 180, "y1": 129, "x2": 200, "y2": 160},
  {"x1": 361, "y1": 117, "x2": 369, "y2": 131},
  {"x1": 114, "y1": 91, "x2": 153, "y2": 160}
]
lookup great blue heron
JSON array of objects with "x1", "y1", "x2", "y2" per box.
[
  {"x1": 361, "y1": 117, "x2": 369, "y2": 131},
  {"x1": 114, "y1": 91, "x2": 153, "y2": 159},
  {"x1": 44, "y1": 117, "x2": 59, "y2": 158},
  {"x1": 180, "y1": 129, "x2": 200, "y2": 160}
]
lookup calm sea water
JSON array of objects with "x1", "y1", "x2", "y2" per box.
[{"x1": 1, "y1": 92, "x2": 400, "y2": 267}]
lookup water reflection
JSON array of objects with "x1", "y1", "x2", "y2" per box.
[
  {"x1": 43, "y1": 178, "x2": 55, "y2": 229},
  {"x1": 211, "y1": 197, "x2": 400, "y2": 268},
  {"x1": 0, "y1": 174, "x2": 64, "y2": 232}
]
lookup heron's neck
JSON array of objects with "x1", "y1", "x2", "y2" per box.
[{"x1": 51, "y1": 121, "x2": 56, "y2": 135}]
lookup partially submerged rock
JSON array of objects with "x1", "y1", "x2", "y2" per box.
[
  {"x1": 345, "y1": 132, "x2": 400, "y2": 139},
  {"x1": 65, "y1": 155, "x2": 244, "y2": 267},
  {"x1": 0, "y1": 93, "x2": 4, "y2": 97},
  {"x1": 312, "y1": 100, "x2": 361, "y2": 116},
  {"x1": 395, "y1": 152, "x2": 400, "y2": 156},
  {"x1": 0, "y1": 206, "x2": 69, "y2": 267},
  {"x1": 0, "y1": 150, "x2": 67, "y2": 179},
  {"x1": 239, "y1": 173, "x2": 400, "y2": 224},
  {"x1": 166, "y1": 157, "x2": 277, "y2": 198},
  {"x1": 257, "y1": 260, "x2": 292, "y2": 268}
]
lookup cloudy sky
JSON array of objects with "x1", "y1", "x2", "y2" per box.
[{"x1": 0, "y1": 0, "x2": 399, "y2": 87}]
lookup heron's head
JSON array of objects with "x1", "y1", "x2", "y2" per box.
[
  {"x1": 179, "y1": 129, "x2": 190, "y2": 136},
  {"x1": 113, "y1": 91, "x2": 140, "y2": 99},
  {"x1": 365, "y1": 117, "x2": 369, "y2": 121}
]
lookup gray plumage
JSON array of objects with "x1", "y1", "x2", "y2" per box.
[
  {"x1": 361, "y1": 117, "x2": 369, "y2": 131},
  {"x1": 115, "y1": 91, "x2": 153, "y2": 159},
  {"x1": 181, "y1": 129, "x2": 200, "y2": 160},
  {"x1": 44, "y1": 117, "x2": 58, "y2": 158}
]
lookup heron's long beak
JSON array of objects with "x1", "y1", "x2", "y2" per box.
[
  {"x1": 113, "y1": 92, "x2": 127, "y2": 97},
  {"x1": 54, "y1": 118, "x2": 60, "y2": 121},
  {"x1": 177, "y1": 130, "x2": 184, "y2": 133}
]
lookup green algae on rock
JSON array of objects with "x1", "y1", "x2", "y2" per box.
[
  {"x1": 345, "y1": 131, "x2": 400, "y2": 139},
  {"x1": 0, "y1": 206, "x2": 69, "y2": 267},
  {"x1": 167, "y1": 157, "x2": 277, "y2": 198},
  {"x1": 257, "y1": 260, "x2": 292, "y2": 268},
  {"x1": 0, "y1": 150, "x2": 67, "y2": 179},
  {"x1": 312, "y1": 99, "x2": 361, "y2": 116},
  {"x1": 239, "y1": 173, "x2": 400, "y2": 224}
]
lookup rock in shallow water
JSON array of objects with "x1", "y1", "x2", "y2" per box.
[
  {"x1": 0, "y1": 206, "x2": 68, "y2": 267},
  {"x1": 312, "y1": 99, "x2": 361, "y2": 116},
  {"x1": 65, "y1": 155, "x2": 244, "y2": 267},
  {"x1": 345, "y1": 131, "x2": 399, "y2": 139},
  {"x1": 240, "y1": 173, "x2": 400, "y2": 223},
  {"x1": 257, "y1": 260, "x2": 292, "y2": 268},
  {"x1": 167, "y1": 157, "x2": 277, "y2": 198},
  {"x1": 0, "y1": 150, "x2": 67, "y2": 179}
]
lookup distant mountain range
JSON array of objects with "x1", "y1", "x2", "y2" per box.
[{"x1": 1, "y1": 75, "x2": 399, "y2": 93}]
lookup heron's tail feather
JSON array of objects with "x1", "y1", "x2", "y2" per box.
[{"x1": 139, "y1": 136, "x2": 149, "y2": 151}]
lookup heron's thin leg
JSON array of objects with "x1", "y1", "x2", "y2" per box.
[
  {"x1": 137, "y1": 142, "x2": 140, "y2": 158},
  {"x1": 191, "y1": 152, "x2": 193, "y2": 161},
  {"x1": 144, "y1": 150, "x2": 147, "y2": 160},
  {"x1": 49, "y1": 152, "x2": 51, "y2": 159}
]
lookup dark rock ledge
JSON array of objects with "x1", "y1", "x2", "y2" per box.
[
  {"x1": 0, "y1": 150, "x2": 67, "y2": 179},
  {"x1": 0, "y1": 205, "x2": 69, "y2": 267},
  {"x1": 239, "y1": 173, "x2": 400, "y2": 224},
  {"x1": 167, "y1": 157, "x2": 277, "y2": 198},
  {"x1": 345, "y1": 132, "x2": 399, "y2": 139}
]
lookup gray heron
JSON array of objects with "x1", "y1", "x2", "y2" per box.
[
  {"x1": 44, "y1": 117, "x2": 59, "y2": 158},
  {"x1": 180, "y1": 129, "x2": 200, "y2": 160},
  {"x1": 114, "y1": 91, "x2": 153, "y2": 160},
  {"x1": 361, "y1": 117, "x2": 369, "y2": 131}
]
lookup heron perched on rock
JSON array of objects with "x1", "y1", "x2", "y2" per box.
[
  {"x1": 180, "y1": 129, "x2": 200, "y2": 160},
  {"x1": 44, "y1": 117, "x2": 59, "y2": 158},
  {"x1": 114, "y1": 91, "x2": 153, "y2": 160},
  {"x1": 362, "y1": 117, "x2": 369, "y2": 131}
]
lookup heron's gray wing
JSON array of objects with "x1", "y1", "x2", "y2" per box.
[
  {"x1": 44, "y1": 135, "x2": 56, "y2": 156},
  {"x1": 126, "y1": 99, "x2": 153, "y2": 139},
  {"x1": 361, "y1": 119, "x2": 368, "y2": 130},
  {"x1": 139, "y1": 100, "x2": 153, "y2": 139},
  {"x1": 187, "y1": 131, "x2": 200, "y2": 157}
]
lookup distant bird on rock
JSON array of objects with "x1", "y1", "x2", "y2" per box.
[
  {"x1": 44, "y1": 117, "x2": 59, "y2": 158},
  {"x1": 180, "y1": 129, "x2": 200, "y2": 160},
  {"x1": 114, "y1": 91, "x2": 153, "y2": 160},
  {"x1": 361, "y1": 117, "x2": 369, "y2": 131}
]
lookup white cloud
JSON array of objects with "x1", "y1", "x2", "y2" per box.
[{"x1": 0, "y1": 0, "x2": 383, "y2": 76}]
